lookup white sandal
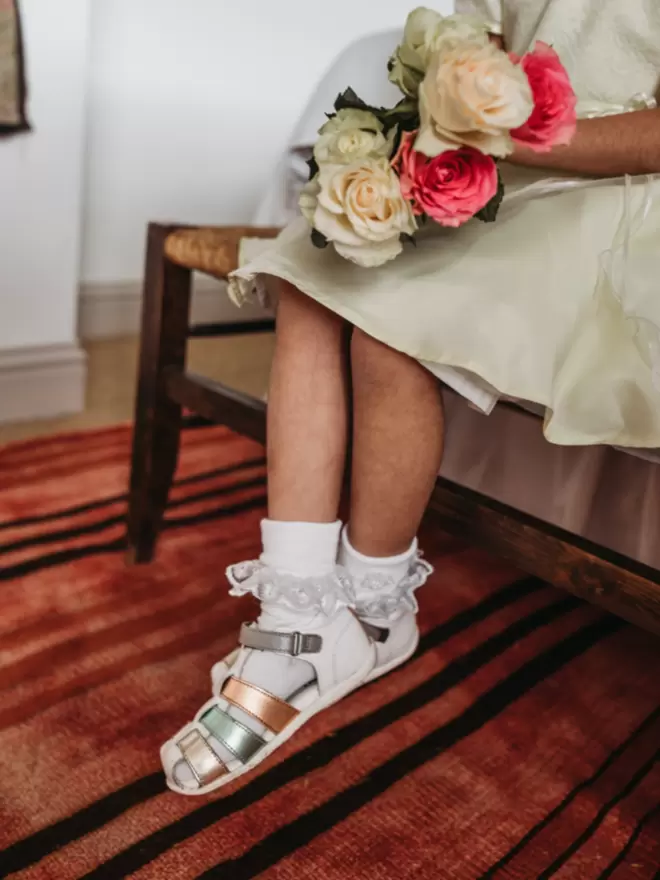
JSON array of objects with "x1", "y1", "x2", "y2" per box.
[
  {"x1": 161, "y1": 564, "x2": 376, "y2": 797},
  {"x1": 353, "y1": 553, "x2": 434, "y2": 684}
]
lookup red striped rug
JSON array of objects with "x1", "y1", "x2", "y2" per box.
[{"x1": 0, "y1": 422, "x2": 658, "y2": 879}]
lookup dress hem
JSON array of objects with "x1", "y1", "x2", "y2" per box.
[{"x1": 229, "y1": 263, "x2": 660, "y2": 450}]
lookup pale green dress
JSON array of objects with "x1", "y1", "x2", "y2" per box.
[{"x1": 229, "y1": 0, "x2": 660, "y2": 448}]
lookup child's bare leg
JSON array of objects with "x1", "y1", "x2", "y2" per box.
[
  {"x1": 348, "y1": 328, "x2": 445, "y2": 556},
  {"x1": 337, "y1": 328, "x2": 444, "y2": 672},
  {"x1": 267, "y1": 280, "x2": 349, "y2": 523},
  {"x1": 162, "y1": 283, "x2": 374, "y2": 795}
]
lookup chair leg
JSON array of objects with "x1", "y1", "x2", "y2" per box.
[{"x1": 126, "y1": 223, "x2": 192, "y2": 564}]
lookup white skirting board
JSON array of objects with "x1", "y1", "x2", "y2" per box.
[
  {"x1": 0, "y1": 343, "x2": 87, "y2": 425},
  {"x1": 78, "y1": 279, "x2": 270, "y2": 341}
]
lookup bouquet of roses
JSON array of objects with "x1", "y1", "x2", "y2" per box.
[{"x1": 300, "y1": 7, "x2": 577, "y2": 267}]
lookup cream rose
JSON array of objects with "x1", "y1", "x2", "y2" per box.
[
  {"x1": 299, "y1": 176, "x2": 321, "y2": 228},
  {"x1": 313, "y1": 109, "x2": 395, "y2": 166},
  {"x1": 300, "y1": 158, "x2": 417, "y2": 268},
  {"x1": 415, "y1": 40, "x2": 534, "y2": 158},
  {"x1": 389, "y1": 7, "x2": 490, "y2": 97}
]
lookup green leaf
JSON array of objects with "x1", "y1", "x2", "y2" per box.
[
  {"x1": 400, "y1": 116, "x2": 421, "y2": 138},
  {"x1": 332, "y1": 90, "x2": 420, "y2": 141},
  {"x1": 385, "y1": 98, "x2": 419, "y2": 118},
  {"x1": 334, "y1": 87, "x2": 373, "y2": 114},
  {"x1": 311, "y1": 229, "x2": 329, "y2": 249},
  {"x1": 475, "y1": 168, "x2": 505, "y2": 223},
  {"x1": 382, "y1": 98, "x2": 419, "y2": 130},
  {"x1": 306, "y1": 155, "x2": 319, "y2": 182},
  {"x1": 400, "y1": 232, "x2": 417, "y2": 247}
]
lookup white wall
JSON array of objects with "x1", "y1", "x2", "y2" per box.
[
  {"x1": 0, "y1": 0, "x2": 89, "y2": 349},
  {"x1": 82, "y1": 0, "x2": 452, "y2": 285}
]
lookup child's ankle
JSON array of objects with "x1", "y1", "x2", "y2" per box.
[
  {"x1": 339, "y1": 527, "x2": 417, "y2": 583},
  {"x1": 260, "y1": 518, "x2": 342, "y2": 577},
  {"x1": 338, "y1": 526, "x2": 431, "y2": 622}
]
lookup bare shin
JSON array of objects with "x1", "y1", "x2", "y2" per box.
[
  {"x1": 266, "y1": 281, "x2": 349, "y2": 522},
  {"x1": 348, "y1": 329, "x2": 445, "y2": 557}
]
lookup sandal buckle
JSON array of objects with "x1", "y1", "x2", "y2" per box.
[{"x1": 290, "y1": 631, "x2": 304, "y2": 656}]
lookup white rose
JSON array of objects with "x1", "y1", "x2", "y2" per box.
[
  {"x1": 389, "y1": 7, "x2": 490, "y2": 96},
  {"x1": 300, "y1": 158, "x2": 417, "y2": 268},
  {"x1": 416, "y1": 40, "x2": 534, "y2": 158},
  {"x1": 299, "y1": 176, "x2": 320, "y2": 227},
  {"x1": 313, "y1": 109, "x2": 395, "y2": 166}
]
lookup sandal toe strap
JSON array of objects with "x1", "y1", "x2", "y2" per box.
[
  {"x1": 199, "y1": 705, "x2": 266, "y2": 763},
  {"x1": 173, "y1": 668, "x2": 302, "y2": 789},
  {"x1": 177, "y1": 729, "x2": 228, "y2": 787},
  {"x1": 176, "y1": 699, "x2": 273, "y2": 788},
  {"x1": 222, "y1": 676, "x2": 299, "y2": 733}
]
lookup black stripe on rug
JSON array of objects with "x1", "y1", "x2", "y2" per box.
[
  {"x1": 0, "y1": 576, "x2": 545, "y2": 877},
  {"x1": 0, "y1": 417, "x2": 214, "y2": 481},
  {"x1": 479, "y1": 705, "x2": 660, "y2": 878},
  {"x1": 192, "y1": 617, "x2": 623, "y2": 880},
  {"x1": 0, "y1": 492, "x2": 268, "y2": 583},
  {"x1": 0, "y1": 473, "x2": 266, "y2": 556},
  {"x1": 537, "y1": 749, "x2": 660, "y2": 878},
  {"x1": 596, "y1": 802, "x2": 660, "y2": 880},
  {"x1": 0, "y1": 457, "x2": 265, "y2": 533}
]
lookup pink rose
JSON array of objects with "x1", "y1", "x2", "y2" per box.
[
  {"x1": 394, "y1": 132, "x2": 498, "y2": 228},
  {"x1": 510, "y1": 42, "x2": 577, "y2": 153}
]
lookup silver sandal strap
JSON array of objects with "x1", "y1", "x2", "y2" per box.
[
  {"x1": 177, "y1": 729, "x2": 227, "y2": 787},
  {"x1": 200, "y1": 705, "x2": 266, "y2": 763},
  {"x1": 239, "y1": 622, "x2": 323, "y2": 656}
]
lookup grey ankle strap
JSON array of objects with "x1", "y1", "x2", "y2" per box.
[
  {"x1": 239, "y1": 623, "x2": 323, "y2": 656},
  {"x1": 360, "y1": 621, "x2": 390, "y2": 643}
]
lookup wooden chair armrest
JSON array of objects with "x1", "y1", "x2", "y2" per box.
[{"x1": 164, "y1": 225, "x2": 281, "y2": 280}]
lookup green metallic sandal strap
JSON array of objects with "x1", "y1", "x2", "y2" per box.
[{"x1": 199, "y1": 704, "x2": 266, "y2": 764}]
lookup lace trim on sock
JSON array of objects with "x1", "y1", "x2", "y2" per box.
[
  {"x1": 226, "y1": 560, "x2": 356, "y2": 615},
  {"x1": 354, "y1": 555, "x2": 434, "y2": 622}
]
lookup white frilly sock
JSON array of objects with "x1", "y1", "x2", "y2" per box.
[
  {"x1": 260, "y1": 518, "x2": 342, "y2": 577},
  {"x1": 338, "y1": 527, "x2": 426, "y2": 622},
  {"x1": 339, "y1": 527, "x2": 417, "y2": 584}
]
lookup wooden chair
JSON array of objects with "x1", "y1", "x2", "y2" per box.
[{"x1": 126, "y1": 222, "x2": 660, "y2": 638}]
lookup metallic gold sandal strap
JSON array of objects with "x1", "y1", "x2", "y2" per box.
[
  {"x1": 239, "y1": 622, "x2": 323, "y2": 656},
  {"x1": 222, "y1": 677, "x2": 299, "y2": 733},
  {"x1": 177, "y1": 729, "x2": 228, "y2": 787},
  {"x1": 200, "y1": 706, "x2": 266, "y2": 763}
]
